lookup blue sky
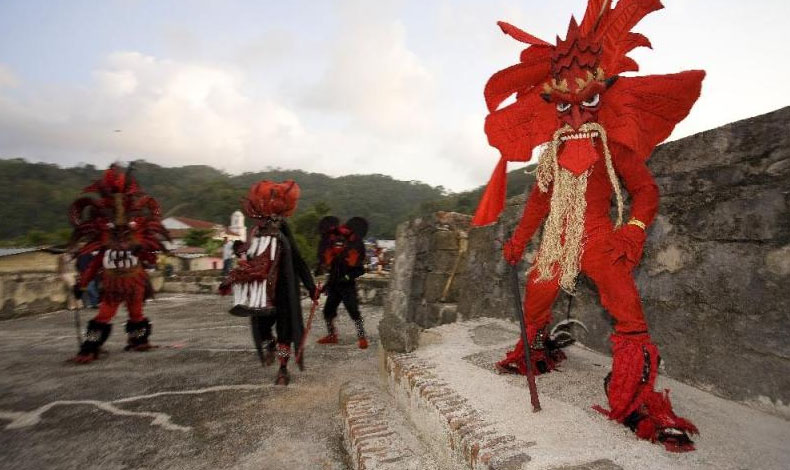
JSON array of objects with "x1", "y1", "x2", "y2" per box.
[{"x1": 1, "y1": 0, "x2": 789, "y2": 191}]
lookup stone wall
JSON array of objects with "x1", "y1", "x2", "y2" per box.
[
  {"x1": 356, "y1": 275, "x2": 389, "y2": 306},
  {"x1": 381, "y1": 107, "x2": 790, "y2": 417},
  {"x1": 159, "y1": 271, "x2": 390, "y2": 305},
  {"x1": 379, "y1": 212, "x2": 471, "y2": 352},
  {"x1": 0, "y1": 271, "x2": 165, "y2": 320},
  {"x1": 161, "y1": 271, "x2": 222, "y2": 294},
  {"x1": 0, "y1": 272, "x2": 68, "y2": 320}
]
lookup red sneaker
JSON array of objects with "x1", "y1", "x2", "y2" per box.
[
  {"x1": 358, "y1": 338, "x2": 368, "y2": 349},
  {"x1": 316, "y1": 333, "x2": 339, "y2": 344},
  {"x1": 70, "y1": 354, "x2": 97, "y2": 364}
]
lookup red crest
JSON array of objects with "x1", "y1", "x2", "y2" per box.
[{"x1": 242, "y1": 180, "x2": 301, "y2": 219}]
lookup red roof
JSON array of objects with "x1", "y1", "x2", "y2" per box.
[{"x1": 171, "y1": 216, "x2": 222, "y2": 229}]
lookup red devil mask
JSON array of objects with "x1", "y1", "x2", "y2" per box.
[
  {"x1": 472, "y1": 0, "x2": 705, "y2": 226},
  {"x1": 317, "y1": 216, "x2": 368, "y2": 268},
  {"x1": 69, "y1": 164, "x2": 169, "y2": 256}
]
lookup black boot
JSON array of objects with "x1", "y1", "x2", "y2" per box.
[
  {"x1": 125, "y1": 319, "x2": 152, "y2": 351},
  {"x1": 275, "y1": 365, "x2": 290, "y2": 386},
  {"x1": 262, "y1": 339, "x2": 276, "y2": 367},
  {"x1": 275, "y1": 343, "x2": 291, "y2": 385},
  {"x1": 72, "y1": 320, "x2": 112, "y2": 363}
]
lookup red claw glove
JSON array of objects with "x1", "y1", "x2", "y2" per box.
[
  {"x1": 502, "y1": 238, "x2": 525, "y2": 266},
  {"x1": 218, "y1": 280, "x2": 232, "y2": 296},
  {"x1": 606, "y1": 224, "x2": 647, "y2": 270}
]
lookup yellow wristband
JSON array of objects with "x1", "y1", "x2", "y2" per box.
[{"x1": 627, "y1": 218, "x2": 647, "y2": 230}]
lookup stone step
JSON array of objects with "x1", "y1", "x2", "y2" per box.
[{"x1": 339, "y1": 382, "x2": 440, "y2": 470}]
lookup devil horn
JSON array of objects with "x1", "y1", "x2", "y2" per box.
[{"x1": 68, "y1": 197, "x2": 98, "y2": 226}]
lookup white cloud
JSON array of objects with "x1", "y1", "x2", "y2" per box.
[
  {"x1": 0, "y1": 52, "x2": 309, "y2": 172},
  {"x1": 304, "y1": 0, "x2": 436, "y2": 138},
  {"x1": 0, "y1": 64, "x2": 19, "y2": 89}
]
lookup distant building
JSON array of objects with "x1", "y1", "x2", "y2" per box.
[
  {"x1": 166, "y1": 246, "x2": 222, "y2": 272},
  {"x1": 159, "y1": 212, "x2": 246, "y2": 272},
  {"x1": 162, "y1": 212, "x2": 246, "y2": 250}
]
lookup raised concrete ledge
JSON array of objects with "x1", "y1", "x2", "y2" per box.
[
  {"x1": 385, "y1": 353, "x2": 533, "y2": 470},
  {"x1": 391, "y1": 319, "x2": 790, "y2": 470}
]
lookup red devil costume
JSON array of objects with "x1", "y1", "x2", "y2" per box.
[
  {"x1": 220, "y1": 180, "x2": 318, "y2": 386},
  {"x1": 472, "y1": 0, "x2": 704, "y2": 452},
  {"x1": 69, "y1": 164, "x2": 170, "y2": 363},
  {"x1": 314, "y1": 217, "x2": 369, "y2": 349}
]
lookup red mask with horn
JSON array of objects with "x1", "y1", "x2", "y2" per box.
[
  {"x1": 473, "y1": 0, "x2": 705, "y2": 226},
  {"x1": 69, "y1": 164, "x2": 169, "y2": 261}
]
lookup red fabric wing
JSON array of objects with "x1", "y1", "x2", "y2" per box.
[
  {"x1": 484, "y1": 91, "x2": 557, "y2": 163},
  {"x1": 473, "y1": 92, "x2": 556, "y2": 226},
  {"x1": 484, "y1": 47, "x2": 552, "y2": 112},
  {"x1": 600, "y1": 70, "x2": 705, "y2": 161}
]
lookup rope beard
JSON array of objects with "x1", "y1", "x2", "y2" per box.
[{"x1": 533, "y1": 122, "x2": 623, "y2": 293}]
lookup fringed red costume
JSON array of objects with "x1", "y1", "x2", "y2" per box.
[
  {"x1": 69, "y1": 164, "x2": 170, "y2": 363},
  {"x1": 472, "y1": 0, "x2": 704, "y2": 452}
]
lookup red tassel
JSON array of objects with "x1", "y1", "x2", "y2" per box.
[{"x1": 471, "y1": 159, "x2": 508, "y2": 226}]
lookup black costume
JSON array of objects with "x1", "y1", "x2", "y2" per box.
[{"x1": 315, "y1": 216, "x2": 368, "y2": 348}]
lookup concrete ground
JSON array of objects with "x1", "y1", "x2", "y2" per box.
[{"x1": 0, "y1": 294, "x2": 382, "y2": 470}]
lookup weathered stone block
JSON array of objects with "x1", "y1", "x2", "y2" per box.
[
  {"x1": 432, "y1": 230, "x2": 459, "y2": 251},
  {"x1": 378, "y1": 313, "x2": 420, "y2": 353}
]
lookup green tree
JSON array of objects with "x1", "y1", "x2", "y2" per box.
[
  {"x1": 290, "y1": 202, "x2": 332, "y2": 267},
  {"x1": 183, "y1": 228, "x2": 214, "y2": 248}
]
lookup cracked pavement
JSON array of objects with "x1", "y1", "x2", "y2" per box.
[{"x1": 0, "y1": 294, "x2": 382, "y2": 470}]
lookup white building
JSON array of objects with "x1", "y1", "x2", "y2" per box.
[{"x1": 162, "y1": 213, "x2": 246, "y2": 250}]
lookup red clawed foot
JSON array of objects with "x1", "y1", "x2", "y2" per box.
[
  {"x1": 494, "y1": 361, "x2": 519, "y2": 375},
  {"x1": 358, "y1": 338, "x2": 368, "y2": 349},
  {"x1": 658, "y1": 428, "x2": 696, "y2": 453}
]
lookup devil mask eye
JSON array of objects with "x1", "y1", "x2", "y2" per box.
[
  {"x1": 556, "y1": 102, "x2": 571, "y2": 112},
  {"x1": 581, "y1": 93, "x2": 600, "y2": 107}
]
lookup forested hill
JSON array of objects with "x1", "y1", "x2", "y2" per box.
[
  {"x1": 0, "y1": 158, "x2": 453, "y2": 241},
  {"x1": 0, "y1": 158, "x2": 537, "y2": 243}
]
